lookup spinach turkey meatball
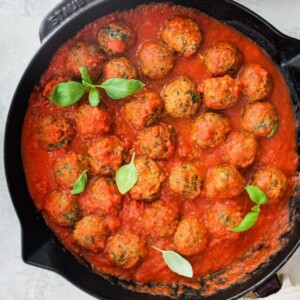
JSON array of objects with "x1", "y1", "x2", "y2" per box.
[
  {"x1": 161, "y1": 76, "x2": 200, "y2": 118},
  {"x1": 103, "y1": 57, "x2": 137, "y2": 80},
  {"x1": 38, "y1": 115, "x2": 74, "y2": 150},
  {"x1": 130, "y1": 158, "x2": 165, "y2": 201},
  {"x1": 44, "y1": 191, "x2": 79, "y2": 227},
  {"x1": 138, "y1": 123, "x2": 176, "y2": 159},
  {"x1": 191, "y1": 112, "x2": 231, "y2": 148},
  {"x1": 138, "y1": 41, "x2": 175, "y2": 79},
  {"x1": 161, "y1": 16, "x2": 203, "y2": 57},
  {"x1": 239, "y1": 63, "x2": 272, "y2": 101},
  {"x1": 241, "y1": 101, "x2": 278, "y2": 137},
  {"x1": 200, "y1": 41, "x2": 242, "y2": 76},
  {"x1": 97, "y1": 22, "x2": 135, "y2": 56},
  {"x1": 204, "y1": 165, "x2": 245, "y2": 199}
]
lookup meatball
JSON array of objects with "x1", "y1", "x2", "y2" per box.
[
  {"x1": 67, "y1": 42, "x2": 106, "y2": 80},
  {"x1": 200, "y1": 75, "x2": 242, "y2": 110},
  {"x1": 103, "y1": 57, "x2": 137, "y2": 80},
  {"x1": 97, "y1": 22, "x2": 135, "y2": 56},
  {"x1": 73, "y1": 215, "x2": 107, "y2": 253},
  {"x1": 142, "y1": 200, "x2": 179, "y2": 237},
  {"x1": 191, "y1": 112, "x2": 231, "y2": 148},
  {"x1": 79, "y1": 177, "x2": 122, "y2": 215},
  {"x1": 204, "y1": 165, "x2": 245, "y2": 199},
  {"x1": 76, "y1": 104, "x2": 111, "y2": 138},
  {"x1": 239, "y1": 64, "x2": 272, "y2": 101},
  {"x1": 161, "y1": 76, "x2": 200, "y2": 118},
  {"x1": 86, "y1": 136, "x2": 124, "y2": 175},
  {"x1": 124, "y1": 89, "x2": 163, "y2": 129},
  {"x1": 220, "y1": 131, "x2": 258, "y2": 168},
  {"x1": 44, "y1": 191, "x2": 79, "y2": 226},
  {"x1": 174, "y1": 216, "x2": 208, "y2": 256},
  {"x1": 161, "y1": 16, "x2": 203, "y2": 57},
  {"x1": 38, "y1": 115, "x2": 74, "y2": 150},
  {"x1": 252, "y1": 168, "x2": 288, "y2": 203},
  {"x1": 168, "y1": 163, "x2": 202, "y2": 198},
  {"x1": 130, "y1": 157, "x2": 165, "y2": 201},
  {"x1": 42, "y1": 76, "x2": 69, "y2": 98},
  {"x1": 138, "y1": 41, "x2": 175, "y2": 79},
  {"x1": 241, "y1": 101, "x2": 278, "y2": 137},
  {"x1": 205, "y1": 201, "x2": 243, "y2": 239},
  {"x1": 200, "y1": 41, "x2": 242, "y2": 76},
  {"x1": 53, "y1": 152, "x2": 88, "y2": 188},
  {"x1": 138, "y1": 123, "x2": 176, "y2": 159},
  {"x1": 105, "y1": 231, "x2": 145, "y2": 269}
]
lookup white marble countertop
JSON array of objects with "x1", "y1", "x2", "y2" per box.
[{"x1": 0, "y1": 0, "x2": 299, "y2": 299}]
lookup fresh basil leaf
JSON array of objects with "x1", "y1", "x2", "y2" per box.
[
  {"x1": 50, "y1": 81, "x2": 86, "y2": 107},
  {"x1": 82, "y1": 79, "x2": 95, "y2": 89},
  {"x1": 267, "y1": 120, "x2": 279, "y2": 139},
  {"x1": 71, "y1": 170, "x2": 88, "y2": 195},
  {"x1": 245, "y1": 185, "x2": 269, "y2": 205},
  {"x1": 115, "y1": 152, "x2": 138, "y2": 194},
  {"x1": 152, "y1": 246, "x2": 193, "y2": 278},
  {"x1": 231, "y1": 211, "x2": 259, "y2": 232},
  {"x1": 80, "y1": 66, "x2": 92, "y2": 83},
  {"x1": 100, "y1": 78, "x2": 145, "y2": 99},
  {"x1": 251, "y1": 204, "x2": 260, "y2": 213},
  {"x1": 89, "y1": 88, "x2": 101, "y2": 107}
]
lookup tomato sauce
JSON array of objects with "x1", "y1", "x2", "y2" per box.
[{"x1": 22, "y1": 3, "x2": 298, "y2": 297}]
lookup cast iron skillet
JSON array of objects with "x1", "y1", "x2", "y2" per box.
[{"x1": 4, "y1": 0, "x2": 300, "y2": 299}]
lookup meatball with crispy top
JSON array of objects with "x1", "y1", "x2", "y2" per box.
[{"x1": 103, "y1": 57, "x2": 137, "y2": 80}]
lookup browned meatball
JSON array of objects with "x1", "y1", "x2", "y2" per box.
[
  {"x1": 103, "y1": 57, "x2": 137, "y2": 80},
  {"x1": 86, "y1": 136, "x2": 124, "y2": 175},
  {"x1": 161, "y1": 16, "x2": 203, "y2": 57},
  {"x1": 79, "y1": 177, "x2": 122, "y2": 215},
  {"x1": 241, "y1": 102, "x2": 278, "y2": 137},
  {"x1": 204, "y1": 165, "x2": 245, "y2": 199},
  {"x1": 138, "y1": 41, "x2": 175, "y2": 79},
  {"x1": 200, "y1": 42, "x2": 242, "y2": 76},
  {"x1": 168, "y1": 163, "x2": 203, "y2": 198},
  {"x1": 174, "y1": 216, "x2": 208, "y2": 256},
  {"x1": 191, "y1": 112, "x2": 231, "y2": 148},
  {"x1": 200, "y1": 75, "x2": 242, "y2": 110},
  {"x1": 239, "y1": 64, "x2": 272, "y2": 101},
  {"x1": 38, "y1": 116, "x2": 74, "y2": 151},
  {"x1": 44, "y1": 191, "x2": 79, "y2": 226},
  {"x1": 76, "y1": 104, "x2": 111, "y2": 138},
  {"x1": 97, "y1": 22, "x2": 135, "y2": 56},
  {"x1": 142, "y1": 200, "x2": 179, "y2": 237},
  {"x1": 105, "y1": 231, "x2": 145, "y2": 269},
  {"x1": 205, "y1": 201, "x2": 243, "y2": 239},
  {"x1": 124, "y1": 89, "x2": 163, "y2": 129},
  {"x1": 252, "y1": 168, "x2": 288, "y2": 203},
  {"x1": 67, "y1": 42, "x2": 106, "y2": 80},
  {"x1": 73, "y1": 215, "x2": 107, "y2": 252},
  {"x1": 161, "y1": 76, "x2": 200, "y2": 118},
  {"x1": 53, "y1": 152, "x2": 88, "y2": 188},
  {"x1": 130, "y1": 157, "x2": 165, "y2": 201},
  {"x1": 220, "y1": 131, "x2": 258, "y2": 168},
  {"x1": 138, "y1": 123, "x2": 176, "y2": 159}
]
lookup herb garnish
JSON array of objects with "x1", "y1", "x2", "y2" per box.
[
  {"x1": 71, "y1": 170, "x2": 88, "y2": 195},
  {"x1": 267, "y1": 120, "x2": 279, "y2": 139}
]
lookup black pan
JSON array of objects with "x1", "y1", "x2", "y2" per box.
[{"x1": 4, "y1": 0, "x2": 300, "y2": 299}]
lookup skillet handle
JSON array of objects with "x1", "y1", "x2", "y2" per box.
[{"x1": 253, "y1": 274, "x2": 282, "y2": 298}]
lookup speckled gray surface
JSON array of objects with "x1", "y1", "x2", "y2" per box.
[{"x1": 0, "y1": 1, "x2": 299, "y2": 299}]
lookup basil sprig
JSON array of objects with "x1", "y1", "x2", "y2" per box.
[
  {"x1": 152, "y1": 246, "x2": 193, "y2": 278},
  {"x1": 267, "y1": 120, "x2": 279, "y2": 139},
  {"x1": 231, "y1": 185, "x2": 269, "y2": 232},
  {"x1": 115, "y1": 152, "x2": 138, "y2": 194},
  {"x1": 71, "y1": 170, "x2": 88, "y2": 195},
  {"x1": 50, "y1": 67, "x2": 144, "y2": 107}
]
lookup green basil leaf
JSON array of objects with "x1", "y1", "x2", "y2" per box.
[
  {"x1": 50, "y1": 81, "x2": 86, "y2": 107},
  {"x1": 71, "y1": 170, "x2": 88, "y2": 195},
  {"x1": 267, "y1": 120, "x2": 279, "y2": 139},
  {"x1": 89, "y1": 88, "x2": 101, "y2": 107},
  {"x1": 245, "y1": 185, "x2": 269, "y2": 205},
  {"x1": 82, "y1": 79, "x2": 95, "y2": 89},
  {"x1": 152, "y1": 246, "x2": 193, "y2": 278},
  {"x1": 100, "y1": 78, "x2": 145, "y2": 99},
  {"x1": 115, "y1": 152, "x2": 138, "y2": 194},
  {"x1": 251, "y1": 204, "x2": 261, "y2": 213},
  {"x1": 80, "y1": 66, "x2": 92, "y2": 83},
  {"x1": 231, "y1": 211, "x2": 259, "y2": 232}
]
